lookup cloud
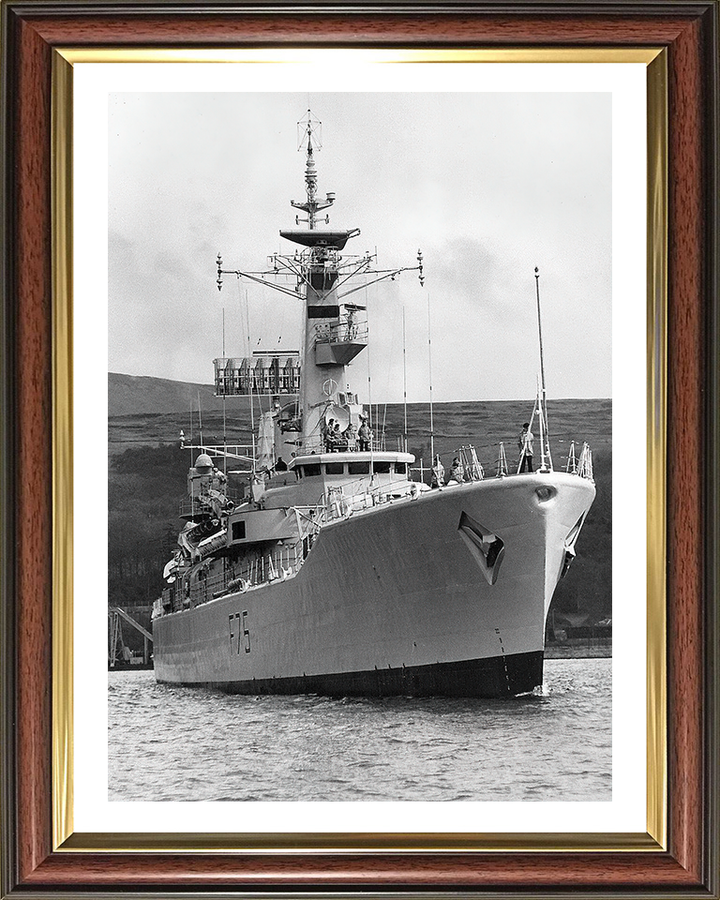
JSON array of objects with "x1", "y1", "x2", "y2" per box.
[{"x1": 108, "y1": 91, "x2": 611, "y2": 400}]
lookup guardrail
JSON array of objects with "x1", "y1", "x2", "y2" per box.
[{"x1": 313, "y1": 320, "x2": 369, "y2": 345}]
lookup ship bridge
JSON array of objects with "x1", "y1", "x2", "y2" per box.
[
  {"x1": 263, "y1": 450, "x2": 420, "y2": 514},
  {"x1": 289, "y1": 451, "x2": 414, "y2": 481}
]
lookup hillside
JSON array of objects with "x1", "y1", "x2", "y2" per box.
[{"x1": 109, "y1": 372, "x2": 229, "y2": 417}]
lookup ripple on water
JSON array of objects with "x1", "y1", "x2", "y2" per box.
[{"x1": 108, "y1": 658, "x2": 611, "y2": 802}]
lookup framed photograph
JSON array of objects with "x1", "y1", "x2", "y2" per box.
[{"x1": 1, "y1": 2, "x2": 718, "y2": 896}]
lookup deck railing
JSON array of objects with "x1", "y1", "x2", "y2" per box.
[
  {"x1": 313, "y1": 318, "x2": 369, "y2": 346},
  {"x1": 293, "y1": 435, "x2": 387, "y2": 456},
  {"x1": 414, "y1": 439, "x2": 594, "y2": 484}
]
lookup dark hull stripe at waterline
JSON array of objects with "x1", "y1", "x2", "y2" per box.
[{"x1": 156, "y1": 650, "x2": 545, "y2": 699}]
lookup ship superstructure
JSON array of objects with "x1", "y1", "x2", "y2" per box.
[{"x1": 152, "y1": 111, "x2": 596, "y2": 698}]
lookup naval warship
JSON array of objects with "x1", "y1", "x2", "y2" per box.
[{"x1": 152, "y1": 111, "x2": 596, "y2": 698}]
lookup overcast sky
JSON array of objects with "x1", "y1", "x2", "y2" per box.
[{"x1": 109, "y1": 92, "x2": 611, "y2": 402}]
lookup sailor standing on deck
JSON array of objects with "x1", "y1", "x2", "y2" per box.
[
  {"x1": 430, "y1": 455, "x2": 445, "y2": 489},
  {"x1": 447, "y1": 457, "x2": 465, "y2": 485},
  {"x1": 518, "y1": 422, "x2": 534, "y2": 472},
  {"x1": 333, "y1": 422, "x2": 347, "y2": 452},
  {"x1": 357, "y1": 415, "x2": 372, "y2": 452},
  {"x1": 323, "y1": 417, "x2": 336, "y2": 452}
]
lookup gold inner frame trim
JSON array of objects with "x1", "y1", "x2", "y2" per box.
[
  {"x1": 60, "y1": 831, "x2": 661, "y2": 854},
  {"x1": 645, "y1": 50, "x2": 668, "y2": 852},
  {"x1": 58, "y1": 47, "x2": 661, "y2": 65},
  {"x1": 51, "y1": 46, "x2": 667, "y2": 854},
  {"x1": 51, "y1": 48, "x2": 74, "y2": 853}
]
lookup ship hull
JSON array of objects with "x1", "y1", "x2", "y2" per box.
[
  {"x1": 153, "y1": 473, "x2": 595, "y2": 699},
  {"x1": 178, "y1": 651, "x2": 543, "y2": 699}
]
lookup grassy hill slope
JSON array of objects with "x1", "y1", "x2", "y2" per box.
[{"x1": 110, "y1": 372, "x2": 231, "y2": 417}]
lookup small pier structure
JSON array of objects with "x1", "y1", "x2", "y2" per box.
[{"x1": 108, "y1": 606, "x2": 153, "y2": 669}]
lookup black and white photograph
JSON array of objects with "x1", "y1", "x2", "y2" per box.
[{"x1": 107, "y1": 90, "x2": 612, "y2": 804}]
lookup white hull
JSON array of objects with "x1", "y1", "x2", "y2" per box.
[{"x1": 153, "y1": 472, "x2": 595, "y2": 697}]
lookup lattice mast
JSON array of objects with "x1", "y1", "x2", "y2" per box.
[{"x1": 290, "y1": 111, "x2": 334, "y2": 230}]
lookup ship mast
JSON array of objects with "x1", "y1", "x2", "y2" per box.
[
  {"x1": 207, "y1": 111, "x2": 425, "y2": 460},
  {"x1": 534, "y1": 267, "x2": 553, "y2": 471},
  {"x1": 291, "y1": 111, "x2": 334, "y2": 231}
]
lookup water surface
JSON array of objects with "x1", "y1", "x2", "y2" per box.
[{"x1": 109, "y1": 658, "x2": 610, "y2": 802}]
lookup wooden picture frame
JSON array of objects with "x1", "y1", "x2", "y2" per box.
[{"x1": 1, "y1": 2, "x2": 718, "y2": 895}]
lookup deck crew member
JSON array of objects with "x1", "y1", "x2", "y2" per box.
[
  {"x1": 324, "y1": 417, "x2": 336, "y2": 452},
  {"x1": 447, "y1": 457, "x2": 465, "y2": 485},
  {"x1": 430, "y1": 455, "x2": 445, "y2": 489},
  {"x1": 518, "y1": 422, "x2": 534, "y2": 472},
  {"x1": 333, "y1": 423, "x2": 347, "y2": 452},
  {"x1": 357, "y1": 416, "x2": 372, "y2": 452}
]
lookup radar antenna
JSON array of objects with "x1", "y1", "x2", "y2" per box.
[
  {"x1": 291, "y1": 110, "x2": 335, "y2": 230},
  {"x1": 215, "y1": 113, "x2": 425, "y2": 295}
]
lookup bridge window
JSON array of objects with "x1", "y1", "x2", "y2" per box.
[
  {"x1": 232, "y1": 521, "x2": 246, "y2": 541},
  {"x1": 348, "y1": 461, "x2": 370, "y2": 475},
  {"x1": 308, "y1": 304, "x2": 340, "y2": 319},
  {"x1": 303, "y1": 463, "x2": 321, "y2": 477},
  {"x1": 374, "y1": 461, "x2": 391, "y2": 474},
  {"x1": 325, "y1": 462, "x2": 345, "y2": 475}
]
